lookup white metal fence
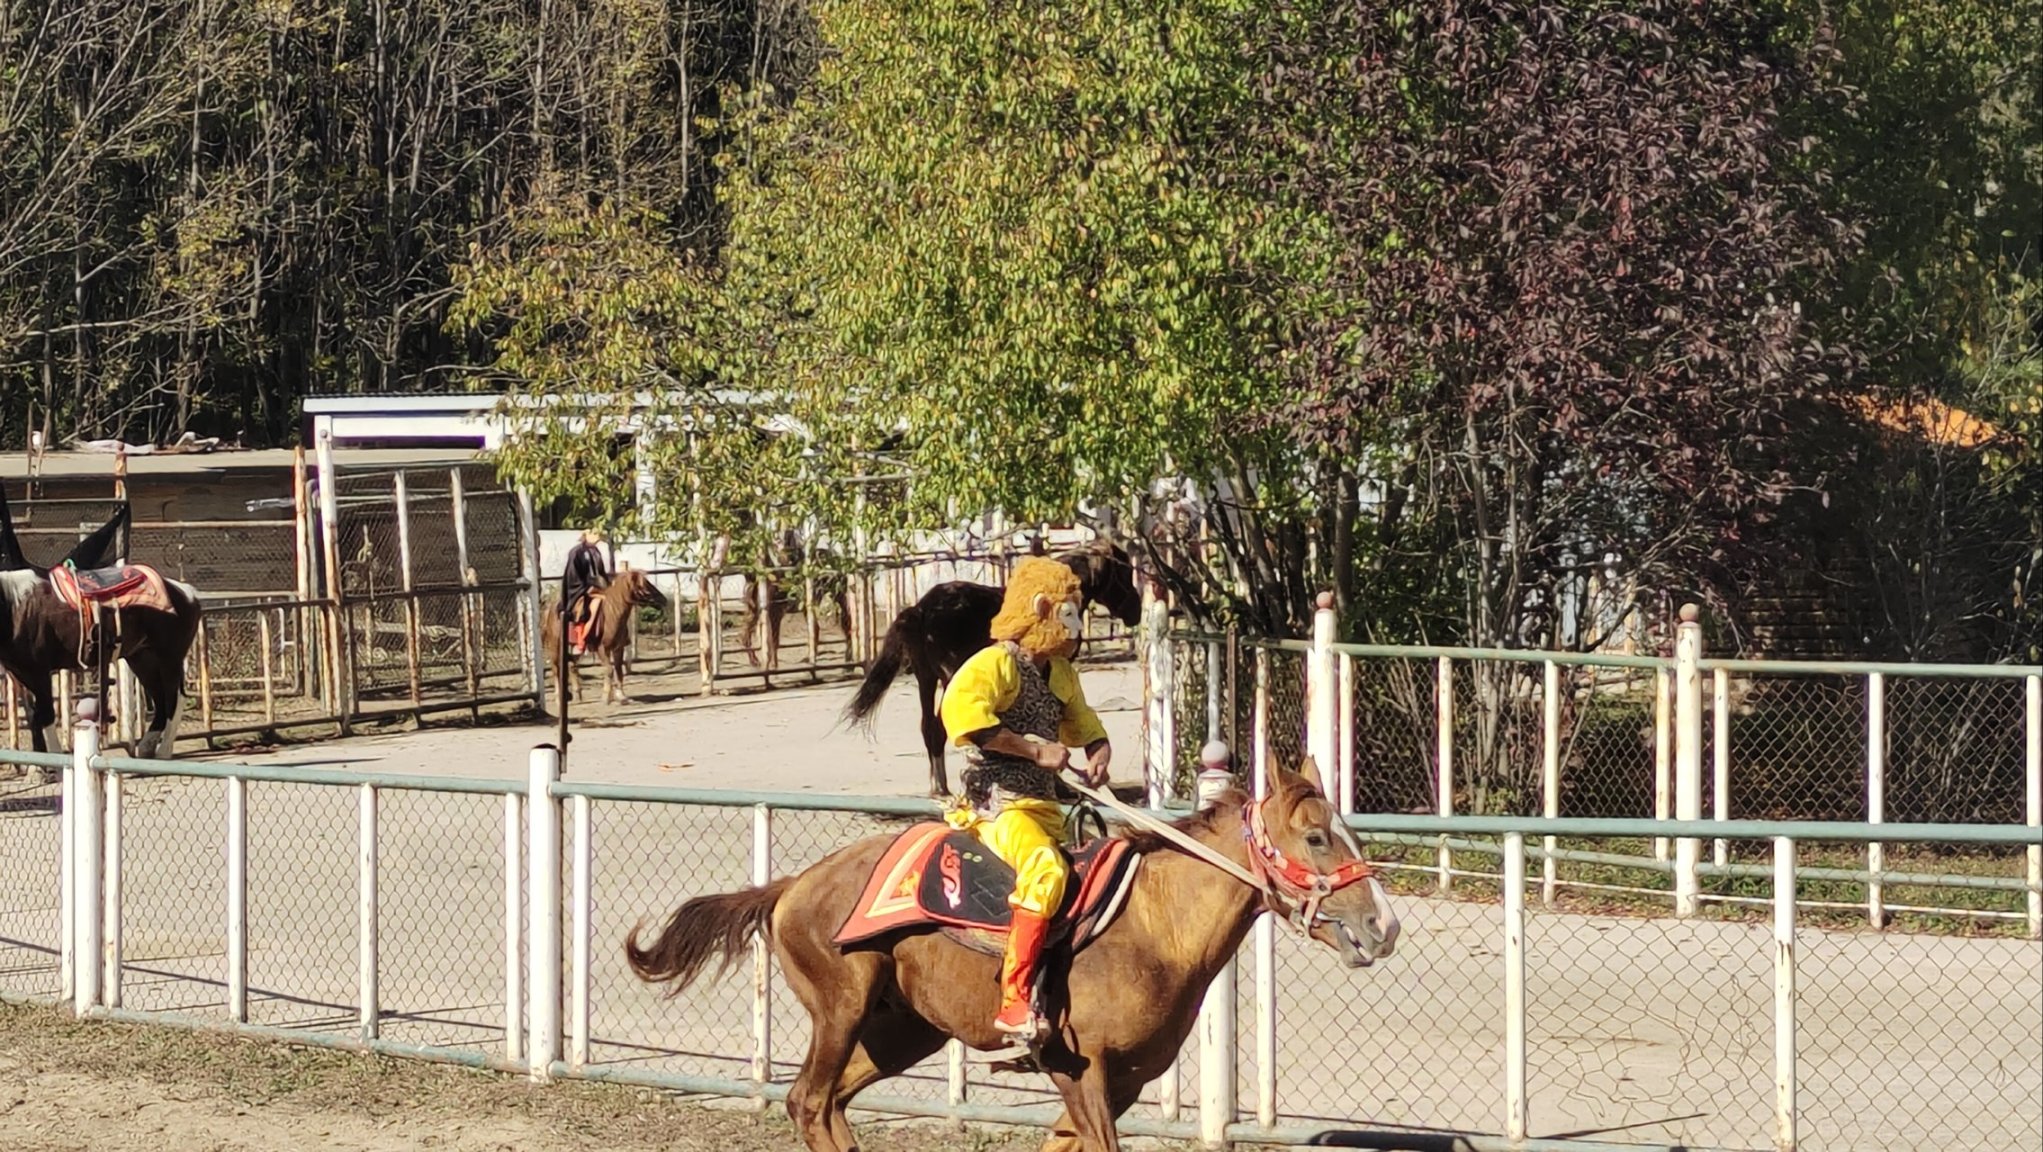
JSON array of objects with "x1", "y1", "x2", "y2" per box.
[
  {"x1": 1157, "y1": 602, "x2": 2043, "y2": 935},
  {"x1": 3, "y1": 726, "x2": 2039, "y2": 1151}
]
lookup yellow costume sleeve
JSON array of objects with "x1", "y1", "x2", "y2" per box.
[
  {"x1": 941, "y1": 644, "x2": 1020, "y2": 747},
  {"x1": 1049, "y1": 658, "x2": 1108, "y2": 748}
]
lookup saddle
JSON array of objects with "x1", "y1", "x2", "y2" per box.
[
  {"x1": 50, "y1": 564, "x2": 173, "y2": 615},
  {"x1": 833, "y1": 823, "x2": 1141, "y2": 958}
]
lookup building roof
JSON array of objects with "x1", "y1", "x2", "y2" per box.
[{"x1": 0, "y1": 446, "x2": 485, "y2": 481}]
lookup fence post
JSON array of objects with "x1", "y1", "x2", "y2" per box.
[
  {"x1": 504, "y1": 793, "x2": 526, "y2": 1066},
  {"x1": 1306, "y1": 592, "x2": 1337, "y2": 788},
  {"x1": 1541, "y1": 660, "x2": 1560, "y2": 905},
  {"x1": 1773, "y1": 836, "x2": 1798, "y2": 1152},
  {"x1": 1866, "y1": 671, "x2": 1886, "y2": 929},
  {"x1": 570, "y1": 791, "x2": 592, "y2": 1069},
  {"x1": 516, "y1": 490, "x2": 544, "y2": 709},
  {"x1": 1653, "y1": 665, "x2": 1671, "y2": 863},
  {"x1": 1714, "y1": 668, "x2": 1730, "y2": 869},
  {"x1": 1503, "y1": 831, "x2": 1527, "y2": 1143},
  {"x1": 315, "y1": 421, "x2": 351, "y2": 734},
  {"x1": 359, "y1": 783, "x2": 379, "y2": 1040},
  {"x1": 59, "y1": 717, "x2": 74, "y2": 1002},
  {"x1": 1250, "y1": 703, "x2": 1276, "y2": 1129},
  {"x1": 527, "y1": 744, "x2": 563, "y2": 1080},
  {"x1": 1195, "y1": 767, "x2": 1237, "y2": 1149},
  {"x1": 1674, "y1": 605, "x2": 1703, "y2": 916},
  {"x1": 71, "y1": 706, "x2": 102, "y2": 1015},
  {"x1": 394, "y1": 472, "x2": 423, "y2": 710},
  {"x1": 226, "y1": 769, "x2": 248, "y2": 1023},
  {"x1": 101, "y1": 737, "x2": 122, "y2": 1009},
  {"x1": 2026, "y1": 674, "x2": 2040, "y2": 940},
  {"x1": 1337, "y1": 653, "x2": 1355, "y2": 815},
  {"x1": 1436, "y1": 656, "x2": 1454, "y2": 894},
  {"x1": 1142, "y1": 581, "x2": 1171, "y2": 808},
  {"x1": 451, "y1": 469, "x2": 480, "y2": 715},
  {"x1": 752, "y1": 804, "x2": 773, "y2": 1098}
]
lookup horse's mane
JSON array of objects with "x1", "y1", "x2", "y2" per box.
[{"x1": 1118, "y1": 786, "x2": 1251, "y2": 856}]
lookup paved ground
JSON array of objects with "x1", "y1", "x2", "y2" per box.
[
  {"x1": 1, "y1": 664, "x2": 2039, "y2": 1151},
  {"x1": 218, "y1": 659, "x2": 1152, "y2": 795}
]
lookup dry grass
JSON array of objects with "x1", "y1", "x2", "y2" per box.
[{"x1": 0, "y1": 1000, "x2": 1072, "y2": 1152}]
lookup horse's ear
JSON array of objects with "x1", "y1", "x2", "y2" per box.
[{"x1": 1296, "y1": 754, "x2": 1325, "y2": 797}]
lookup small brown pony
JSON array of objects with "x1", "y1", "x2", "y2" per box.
[
  {"x1": 542, "y1": 567, "x2": 667, "y2": 704},
  {"x1": 626, "y1": 756, "x2": 1400, "y2": 1151}
]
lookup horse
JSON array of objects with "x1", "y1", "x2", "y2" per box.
[
  {"x1": 738, "y1": 530, "x2": 853, "y2": 668},
  {"x1": 0, "y1": 565, "x2": 202, "y2": 759},
  {"x1": 842, "y1": 540, "x2": 1146, "y2": 797},
  {"x1": 625, "y1": 755, "x2": 1399, "y2": 1152},
  {"x1": 541, "y1": 567, "x2": 669, "y2": 705}
]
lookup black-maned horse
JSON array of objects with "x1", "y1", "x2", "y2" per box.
[
  {"x1": 0, "y1": 484, "x2": 201, "y2": 758},
  {"x1": 841, "y1": 540, "x2": 1145, "y2": 797}
]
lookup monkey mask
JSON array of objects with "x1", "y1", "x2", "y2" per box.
[{"x1": 989, "y1": 556, "x2": 1085, "y2": 662}]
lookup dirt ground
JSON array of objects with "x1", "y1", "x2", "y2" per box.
[{"x1": 0, "y1": 1001, "x2": 1087, "y2": 1152}]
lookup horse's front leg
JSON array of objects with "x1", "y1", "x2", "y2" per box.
[{"x1": 1044, "y1": 1058, "x2": 1122, "y2": 1152}]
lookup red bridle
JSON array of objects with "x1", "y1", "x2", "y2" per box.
[{"x1": 1242, "y1": 794, "x2": 1377, "y2": 932}]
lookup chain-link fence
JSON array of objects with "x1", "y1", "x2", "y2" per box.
[
  {"x1": 4, "y1": 741, "x2": 2037, "y2": 1150},
  {"x1": 1168, "y1": 632, "x2": 2040, "y2": 926}
]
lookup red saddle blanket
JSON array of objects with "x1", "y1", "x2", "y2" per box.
[
  {"x1": 50, "y1": 564, "x2": 173, "y2": 614},
  {"x1": 833, "y1": 822, "x2": 1141, "y2": 957}
]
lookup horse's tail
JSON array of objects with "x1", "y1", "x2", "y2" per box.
[
  {"x1": 843, "y1": 605, "x2": 916, "y2": 728},
  {"x1": 624, "y1": 877, "x2": 791, "y2": 997}
]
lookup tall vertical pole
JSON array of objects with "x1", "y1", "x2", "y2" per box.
[
  {"x1": 1674, "y1": 604, "x2": 1703, "y2": 916},
  {"x1": 1866, "y1": 671, "x2": 1886, "y2": 928}
]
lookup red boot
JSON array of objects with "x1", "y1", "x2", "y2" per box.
[{"x1": 995, "y1": 908, "x2": 1051, "y2": 1037}]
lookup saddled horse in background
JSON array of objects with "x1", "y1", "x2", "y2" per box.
[
  {"x1": 738, "y1": 528, "x2": 853, "y2": 668},
  {"x1": 541, "y1": 566, "x2": 668, "y2": 705},
  {"x1": 0, "y1": 486, "x2": 195, "y2": 757},
  {"x1": 842, "y1": 539, "x2": 1145, "y2": 797},
  {"x1": 626, "y1": 755, "x2": 1398, "y2": 1152}
]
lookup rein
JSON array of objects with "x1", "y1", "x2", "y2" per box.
[{"x1": 1057, "y1": 774, "x2": 1375, "y2": 938}]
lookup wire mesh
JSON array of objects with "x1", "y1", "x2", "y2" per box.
[
  {"x1": 0, "y1": 763, "x2": 60, "y2": 1000},
  {"x1": 244, "y1": 781, "x2": 357, "y2": 1032},
  {"x1": 583, "y1": 799, "x2": 753, "y2": 1080},
  {"x1": 1270, "y1": 894, "x2": 1506, "y2": 1134},
  {"x1": 372, "y1": 788, "x2": 511, "y2": 1054},
  {"x1": 1793, "y1": 840, "x2": 2043, "y2": 1152},
  {"x1": 117, "y1": 774, "x2": 229, "y2": 1014},
  {"x1": 1526, "y1": 855, "x2": 1774, "y2": 1147},
  {"x1": 1725, "y1": 674, "x2": 1868, "y2": 822}
]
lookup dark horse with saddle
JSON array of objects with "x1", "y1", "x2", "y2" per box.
[
  {"x1": 841, "y1": 539, "x2": 1147, "y2": 797},
  {"x1": 0, "y1": 483, "x2": 203, "y2": 758}
]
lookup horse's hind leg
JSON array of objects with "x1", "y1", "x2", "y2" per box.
[
  {"x1": 16, "y1": 670, "x2": 58, "y2": 755},
  {"x1": 826, "y1": 1010, "x2": 947, "y2": 1151},
  {"x1": 125, "y1": 652, "x2": 185, "y2": 760},
  {"x1": 915, "y1": 668, "x2": 947, "y2": 798},
  {"x1": 777, "y1": 905, "x2": 885, "y2": 1150}
]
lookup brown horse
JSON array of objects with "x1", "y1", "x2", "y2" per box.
[
  {"x1": 542, "y1": 567, "x2": 668, "y2": 704},
  {"x1": 842, "y1": 540, "x2": 1147, "y2": 797},
  {"x1": 625, "y1": 757, "x2": 1399, "y2": 1152},
  {"x1": 738, "y1": 533, "x2": 853, "y2": 669}
]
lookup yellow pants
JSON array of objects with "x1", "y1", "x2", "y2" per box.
[{"x1": 946, "y1": 798, "x2": 1069, "y2": 917}]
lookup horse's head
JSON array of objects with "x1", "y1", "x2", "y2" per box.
[
  {"x1": 619, "y1": 568, "x2": 668, "y2": 609},
  {"x1": 1248, "y1": 756, "x2": 1400, "y2": 968},
  {"x1": 1059, "y1": 540, "x2": 1144, "y2": 627}
]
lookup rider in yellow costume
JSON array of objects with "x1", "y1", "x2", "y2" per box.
[{"x1": 940, "y1": 556, "x2": 1112, "y2": 1039}]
